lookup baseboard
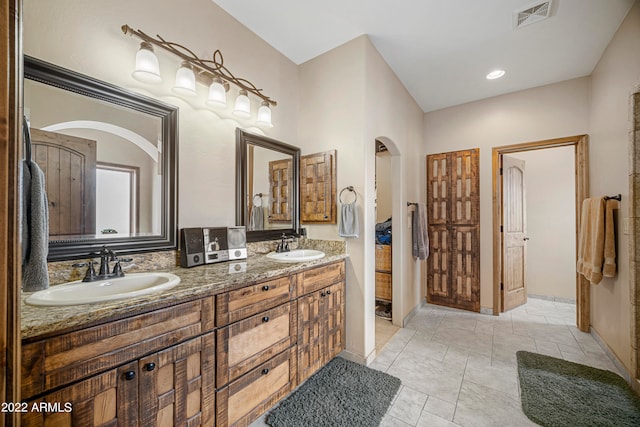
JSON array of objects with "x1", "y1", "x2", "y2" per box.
[
  {"x1": 528, "y1": 294, "x2": 576, "y2": 305},
  {"x1": 339, "y1": 349, "x2": 376, "y2": 366},
  {"x1": 590, "y1": 327, "x2": 634, "y2": 387},
  {"x1": 402, "y1": 298, "x2": 426, "y2": 327}
]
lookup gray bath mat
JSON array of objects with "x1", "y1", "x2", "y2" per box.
[
  {"x1": 516, "y1": 350, "x2": 640, "y2": 427},
  {"x1": 266, "y1": 356, "x2": 401, "y2": 427}
]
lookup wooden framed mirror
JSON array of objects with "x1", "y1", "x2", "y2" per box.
[
  {"x1": 24, "y1": 56, "x2": 178, "y2": 260},
  {"x1": 236, "y1": 129, "x2": 300, "y2": 242}
]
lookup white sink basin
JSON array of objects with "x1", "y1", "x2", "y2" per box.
[
  {"x1": 266, "y1": 249, "x2": 325, "y2": 263},
  {"x1": 26, "y1": 272, "x2": 181, "y2": 306}
]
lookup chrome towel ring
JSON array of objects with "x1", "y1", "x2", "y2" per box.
[{"x1": 339, "y1": 186, "x2": 357, "y2": 204}]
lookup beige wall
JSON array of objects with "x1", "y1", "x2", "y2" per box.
[
  {"x1": 588, "y1": 1, "x2": 640, "y2": 372},
  {"x1": 511, "y1": 147, "x2": 576, "y2": 300},
  {"x1": 424, "y1": 77, "x2": 590, "y2": 309},
  {"x1": 299, "y1": 36, "x2": 424, "y2": 361},
  {"x1": 23, "y1": 0, "x2": 300, "y2": 230}
]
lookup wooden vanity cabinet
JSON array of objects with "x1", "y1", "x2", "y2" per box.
[
  {"x1": 297, "y1": 262, "x2": 346, "y2": 383},
  {"x1": 21, "y1": 298, "x2": 216, "y2": 427}
]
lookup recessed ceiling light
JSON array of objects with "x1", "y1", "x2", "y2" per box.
[{"x1": 486, "y1": 69, "x2": 506, "y2": 80}]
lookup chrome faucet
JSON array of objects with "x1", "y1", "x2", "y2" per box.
[
  {"x1": 275, "y1": 234, "x2": 292, "y2": 253},
  {"x1": 72, "y1": 246, "x2": 132, "y2": 282}
]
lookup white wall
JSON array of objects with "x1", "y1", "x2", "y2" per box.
[
  {"x1": 376, "y1": 150, "x2": 392, "y2": 223},
  {"x1": 511, "y1": 147, "x2": 576, "y2": 300},
  {"x1": 588, "y1": 1, "x2": 640, "y2": 372},
  {"x1": 424, "y1": 77, "x2": 590, "y2": 309},
  {"x1": 23, "y1": 0, "x2": 300, "y2": 231},
  {"x1": 299, "y1": 36, "x2": 424, "y2": 362}
]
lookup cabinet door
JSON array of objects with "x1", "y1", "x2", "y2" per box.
[
  {"x1": 139, "y1": 333, "x2": 215, "y2": 427},
  {"x1": 323, "y1": 281, "x2": 345, "y2": 361},
  {"x1": 268, "y1": 158, "x2": 292, "y2": 222},
  {"x1": 300, "y1": 150, "x2": 336, "y2": 224},
  {"x1": 22, "y1": 362, "x2": 138, "y2": 427},
  {"x1": 297, "y1": 291, "x2": 323, "y2": 383}
]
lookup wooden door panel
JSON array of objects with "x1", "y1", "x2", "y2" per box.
[
  {"x1": 324, "y1": 281, "x2": 345, "y2": 360},
  {"x1": 30, "y1": 128, "x2": 96, "y2": 238},
  {"x1": 269, "y1": 158, "x2": 292, "y2": 222},
  {"x1": 297, "y1": 292, "x2": 323, "y2": 383},
  {"x1": 300, "y1": 150, "x2": 336, "y2": 223},
  {"x1": 426, "y1": 149, "x2": 480, "y2": 312},
  {"x1": 502, "y1": 155, "x2": 527, "y2": 311}
]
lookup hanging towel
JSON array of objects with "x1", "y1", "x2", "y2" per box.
[
  {"x1": 602, "y1": 199, "x2": 619, "y2": 278},
  {"x1": 577, "y1": 197, "x2": 606, "y2": 284},
  {"x1": 412, "y1": 203, "x2": 429, "y2": 260},
  {"x1": 339, "y1": 201, "x2": 359, "y2": 238},
  {"x1": 249, "y1": 205, "x2": 264, "y2": 230},
  {"x1": 22, "y1": 160, "x2": 50, "y2": 291}
]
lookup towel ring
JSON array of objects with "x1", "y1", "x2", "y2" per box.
[
  {"x1": 339, "y1": 186, "x2": 357, "y2": 204},
  {"x1": 253, "y1": 194, "x2": 263, "y2": 207}
]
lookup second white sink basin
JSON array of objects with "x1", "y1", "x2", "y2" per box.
[
  {"x1": 26, "y1": 272, "x2": 181, "y2": 306},
  {"x1": 266, "y1": 249, "x2": 326, "y2": 263}
]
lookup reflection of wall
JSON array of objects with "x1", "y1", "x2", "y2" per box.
[
  {"x1": 375, "y1": 150, "x2": 391, "y2": 223},
  {"x1": 252, "y1": 147, "x2": 290, "y2": 230},
  {"x1": 24, "y1": 80, "x2": 158, "y2": 234}
]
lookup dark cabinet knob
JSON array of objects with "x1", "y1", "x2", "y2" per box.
[
  {"x1": 320, "y1": 291, "x2": 326, "y2": 297},
  {"x1": 262, "y1": 368, "x2": 269, "y2": 375},
  {"x1": 262, "y1": 285, "x2": 270, "y2": 291},
  {"x1": 124, "y1": 371, "x2": 136, "y2": 381},
  {"x1": 144, "y1": 363, "x2": 156, "y2": 372},
  {"x1": 326, "y1": 290, "x2": 331, "y2": 295},
  {"x1": 262, "y1": 316, "x2": 270, "y2": 323}
]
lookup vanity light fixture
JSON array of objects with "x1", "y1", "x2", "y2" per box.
[
  {"x1": 207, "y1": 77, "x2": 227, "y2": 108},
  {"x1": 486, "y1": 69, "x2": 506, "y2": 80},
  {"x1": 256, "y1": 101, "x2": 273, "y2": 128},
  {"x1": 122, "y1": 24, "x2": 277, "y2": 127},
  {"x1": 172, "y1": 61, "x2": 197, "y2": 96},
  {"x1": 132, "y1": 41, "x2": 162, "y2": 83}
]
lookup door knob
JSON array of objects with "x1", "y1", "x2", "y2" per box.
[{"x1": 523, "y1": 237, "x2": 530, "y2": 241}]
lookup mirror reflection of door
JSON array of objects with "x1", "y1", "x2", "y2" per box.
[
  {"x1": 30, "y1": 128, "x2": 96, "y2": 238},
  {"x1": 502, "y1": 155, "x2": 528, "y2": 311},
  {"x1": 96, "y1": 164, "x2": 139, "y2": 236}
]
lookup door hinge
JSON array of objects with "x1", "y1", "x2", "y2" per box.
[
  {"x1": 499, "y1": 167, "x2": 503, "y2": 175},
  {"x1": 500, "y1": 283, "x2": 504, "y2": 290},
  {"x1": 500, "y1": 225, "x2": 503, "y2": 232}
]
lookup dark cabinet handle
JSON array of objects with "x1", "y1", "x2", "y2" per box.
[
  {"x1": 262, "y1": 316, "x2": 270, "y2": 323},
  {"x1": 262, "y1": 368, "x2": 269, "y2": 375},
  {"x1": 326, "y1": 290, "x2": 331, "y2": 295},
  {"x1": 262, "y1": 285, "x2": 270, "y2": 291},
  {"x1": 124, "y1": 371, "x2": 136, "y2": 381},
  {"x1": 144, "y1": 363, "x2": 156, "y2": 372},
  {"x1": 320, "y1": 291, "x2": 326, "y2": 297}
]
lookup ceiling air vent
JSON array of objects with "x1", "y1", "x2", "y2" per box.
[{"x1": 514, "y1": 0, "x2": 554, "y2": 28}]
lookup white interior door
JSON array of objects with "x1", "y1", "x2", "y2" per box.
[{"x1": 502, "y1": 155, "x2": 528, "y2": 311}]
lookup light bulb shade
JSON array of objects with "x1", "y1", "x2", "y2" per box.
[
  {"x1": 207, "y1": 78, "x2": 227, "y2": 108},
  {"x1": 256, "y1": 101, "x2": 273, "y2": 128},
  {"x1": 233, "y1": 90, "x2": 251, "y2": 118},
  {"x1": 172, "y1": 61, "x2": 197, "y2": 96},
  {"x1": 132, "y1": 42, "x2": 161, "y2": 83}
]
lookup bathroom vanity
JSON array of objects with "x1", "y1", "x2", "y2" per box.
[{"x1": 20, "y1": 251, "x2": 346, "y2": 427}]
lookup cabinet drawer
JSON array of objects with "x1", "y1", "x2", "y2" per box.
[
  {"x1": 216, "y1": 347, "x2": 296, "y2": 427},
  {"x1": 375, "y1": 272, "x2": 392, "y2": 301},
  {"x1": 217, "y1": 302, "x2": 295, "y2": 388},
  {"x1": 217, "y1": 276, "x2": 293, "y2": 326},
  {"x1": 22, "y1": 297, "x2": 215, "y2": 399},
  {"x1": 298, "y1": 260, "x2": 345, "y2": 296}
]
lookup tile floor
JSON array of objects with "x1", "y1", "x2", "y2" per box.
[{"x1": 251, "y1": 298, "x2": 622, "y2": 427}]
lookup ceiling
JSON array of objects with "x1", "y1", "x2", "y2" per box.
[{"x1": 211, "y1": 0, "x2": 635, "y2": 112}]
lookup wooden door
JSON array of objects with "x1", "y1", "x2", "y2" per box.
[
  {"x1": 268, "y1": 158, "x2": 292, "y2": 222},
  {"x1": 139, "y1": 333, "x2": 215, "y2": 427},
  {"x1": 300, "y1": 150, "x2": 337, "y2": 223},
  {"x1": 30, "y1": 128, "x2": 96, "y2": 238},
  {"x1": 297, "y1": 291, "x2": 323, "y2": 383},
  {"x1": 426, "y1": 149, "x2": 480, "y2": 312},
  {"x1": 324, "y1": 281, "x2": 345, "y2": 360},
  {"x1": 22, "y1": 362, "x2": 139, "y2": 426},
  {"x1": 502, "y1": 155, "x2": 528, "y2": 311}
]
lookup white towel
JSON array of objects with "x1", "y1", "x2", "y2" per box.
[
  {"x1": 22, "y1": 160, "x2": 50, "y2": 291},
  {"x1": 412, "y1": 203, "x2": 429, "y2": 260},
  {"x1": 249, "y1": 205, "x2": 264, "y2": 230},
  {"x1": 339, "y1": 201, "x2": 359, "y2": 238}
]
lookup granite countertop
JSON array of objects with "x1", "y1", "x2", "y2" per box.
[{"x1": 21, "y1": 243, "x2": 348, "y2": 340}]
